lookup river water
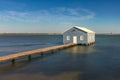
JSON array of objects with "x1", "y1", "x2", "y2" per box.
[{"x1": 0, "y1": 34, "x2": 120, "y2": 80}]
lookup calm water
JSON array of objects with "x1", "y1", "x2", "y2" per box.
[
  {"x1": 0, "y1": 35, "x2": 120, "y2": 80},
  {"x1": 0, "y1": 34, "x2": 62, "y2": 56}
]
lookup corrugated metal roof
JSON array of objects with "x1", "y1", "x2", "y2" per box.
[{"x1": 74, "y1": 26, "x2": 95, "y2": 33}]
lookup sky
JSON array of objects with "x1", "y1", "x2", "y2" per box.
[{"x1": 0, "y1": 0, "x2": 120, "y2": 33}]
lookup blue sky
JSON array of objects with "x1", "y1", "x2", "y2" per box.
[{"x1": 0, "y1": 0, "x2": 120, "y2": 33}]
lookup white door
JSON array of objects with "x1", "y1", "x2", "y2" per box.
[{"x1": 73, "y1": 36, "x2": 77, "y2": 44}]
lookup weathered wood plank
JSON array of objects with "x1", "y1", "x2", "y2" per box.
[{"x1": 0, "y1": 43, "x2": 76, "y2": 62}]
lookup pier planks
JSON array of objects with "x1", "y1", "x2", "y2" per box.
[{"x1": 0, "y1": 43, "x2": 76, "y2": 63}]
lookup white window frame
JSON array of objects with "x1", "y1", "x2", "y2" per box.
[
  {"x1": 80, "y1": 35, "x2": 84, "y2": 40},
  {"x1": 66, "y1": 36, "x2": 70, "y2": 40}
]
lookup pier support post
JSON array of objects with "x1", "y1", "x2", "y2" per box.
[
  {"x1": 28, "y1": 55, "x2": 32, "y2": 61},
  {"x1": 41, "y1": 52, "x2": 43, "y2": 56},
  {"x1": 51, "y1": 50, "x2": 56, "y2": 54},
  {"x1": 11, "y1": 59, "x2": 15, "y2": 64}
]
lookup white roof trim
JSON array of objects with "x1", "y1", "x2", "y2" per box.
[{"x1": 74, "y1": 26, "x2": 95, "y2": 33}]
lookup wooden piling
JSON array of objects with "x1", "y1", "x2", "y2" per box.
[
  {"x1": 41, "y1": 52, "x2": 43, "y2": 56},
  {"x1": 28, "y1": 55, "x2": 32, "y2": 61},
  {"x1": 11, "y1": 59, "x2": 15, "y2": 64}
]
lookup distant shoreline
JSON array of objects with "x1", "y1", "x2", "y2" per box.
[
  {"x1": 96, "y1": 33, "x2": 120, "y2": 35},
  {"x1": 0, "y1": 33, "x2": 120, "y2": 35},
  {"x1": 0, "y1": 33, "x2": 62, "y2": 35}
]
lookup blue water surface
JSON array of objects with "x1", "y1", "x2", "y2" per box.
[{"x1": 0, "y1": 35, "x2": 120, "y2": 80}]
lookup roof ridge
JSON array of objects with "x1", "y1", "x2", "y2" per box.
[{"x1": 73, "y1": 26, "x2": 95, "y2": 33}]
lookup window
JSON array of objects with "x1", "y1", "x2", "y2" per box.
[
  {"x1": 66, "y1": 36, "x2": 70, "y2": 40},
  {"x1": 80, "y1": 35, "x2": 84, "y2": 40}
]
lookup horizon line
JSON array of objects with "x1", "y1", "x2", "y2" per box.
[{"x1": 0, "y1": 32, "x2": 120, "y2": 35}]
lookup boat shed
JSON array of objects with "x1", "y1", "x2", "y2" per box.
[{"x1": 63, "y1": 26, "x2": 95, "y2": 45}]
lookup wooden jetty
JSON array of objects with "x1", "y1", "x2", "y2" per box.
[{"x1": 0, "y1": 43, "x2": 76, "y2": 64}]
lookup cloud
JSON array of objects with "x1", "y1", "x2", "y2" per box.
[
  {"x1": 0, "y1": 11, "x2": 28, "y2": 22},
  {"x1": 77, "y1": 8, "x2": 95, "y2": 20},
  {"x1": 0, "y1": 7, "x2": 95, "y2": 23},
  {"x1": 48, "y1": 7, "x2": 95, "y2": 19}
]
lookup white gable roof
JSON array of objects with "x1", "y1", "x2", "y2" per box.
[{"x1": 73, "y1": 26, "x2": 95, "y2": 33}]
